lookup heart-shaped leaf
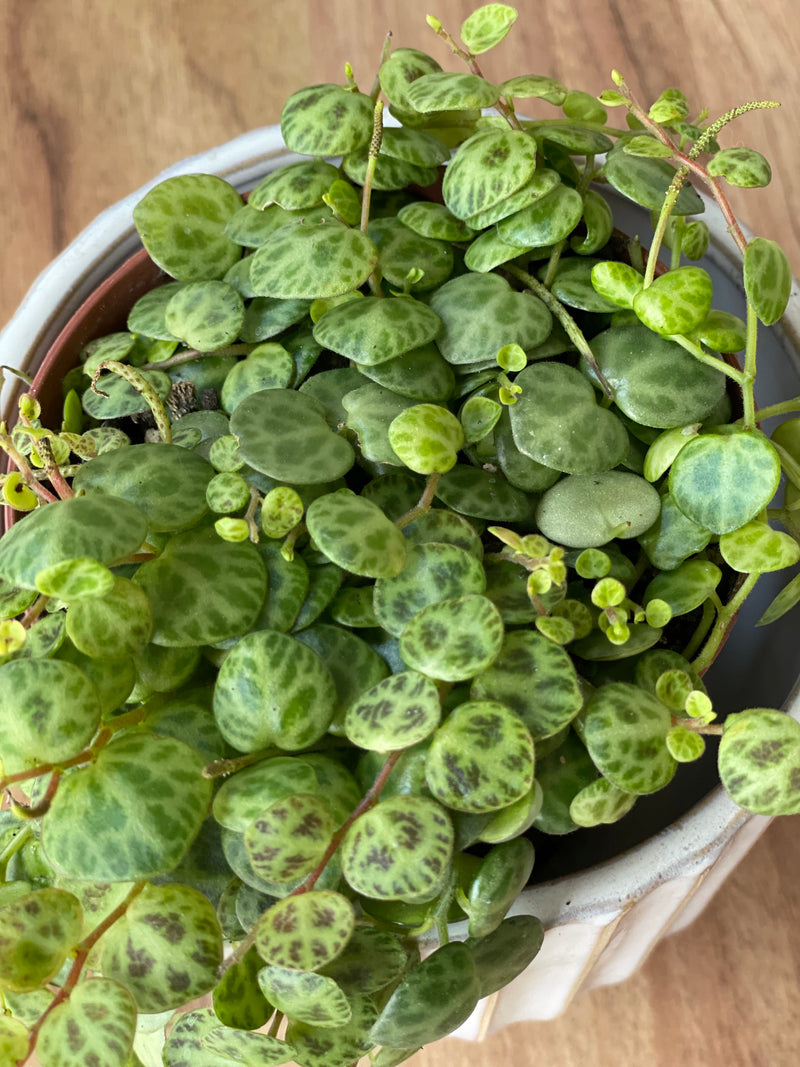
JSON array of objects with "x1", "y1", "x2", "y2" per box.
[
  {"x1": 669, "y1": 431, "x2": 781, "y2": 534},
  {"x1": 443, "y1": 129, "x2": 537, "y2": 220},
  {"x1": 37, "y1": 978, "x2": 137, "y2": 1067},
  {"x1": 430, "y1": 272, "x2": 551, "y2": 365},
  {"x1": 471, "y1": 629, "x2": 582, "y2": 739},
  {"x1": 250, "y1": 219, "x2": 378, "y2": 299},
  {"x1": 132, "y1": 174, "x2": 243, "y2": 281},
  {"x1": 65, "y1": 575, "x2": 153, "y2": 659},
  {"x1": 341, "y1": 795, "x2": 453, "y2": 902},
  {"x1": 164, "y1": 280, "x2": 244, "y2": 351},
  {"x1": 280, "y1": 84, "x2": 373, "y2": 156},
  {"x1": 590, "y1": 260, "x2": 644, "y2": 309},
  {"x1": 509, "y1": 362, "x2": 628, "y2": 474},
  {"x1": 213, "y1": 629, "x2": 337, "y2": 751},
  {"x1": 42, "y1": 732, "x2": 212, "y2": 880},
  {"x1": 388, "y1": 403, "x2": 465, "y2": 474}
]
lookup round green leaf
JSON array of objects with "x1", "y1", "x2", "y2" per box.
[
  {"x1": 460, "y1": 4, "x2": 518, "y2": 52},
  {"x1": 509, "y1": 362, "x2": 629, "y2": 474},
  {"x1": 97, "y1": 883, "x2": 222, "y2": 1012},
  {"x1": 213, "y1": 629, "x2": 337, "y2": 752},
  {"x1": 82, "y1": 368, "x2": 171, "y2": 420},
  {"x1": 397, "y1": 201, "x2": 478, "y2": 241},
  {"x1": 0, "y1": 888, "x2": 83, "y2": 993},
  {"x1": 443, "y1": 129, "x2": 537, "y2": 220},
  {"x1": 201, "y1": 1025, "x2": 296, "y2": 1066},
  {"x1": 258, "y1": 965, "x2": 351, "y2": 1027},
  {"x1": 37, "y1": 977, "x2": 136, "y2": 1067},
  {"x1": 42, "y1": 732, "x2": 212, "y2": 880},
  {"x1": 588, "y1": 324, "x2": 726, "y2": 428},
  {"x1": 707, "y1": 146, "x2": 771, "y2": 188},
  {"x1": 0, "y1": 495, "x2": 147, "y2": 590},
  {"x1": 603, "y1": 149, "x2": 705, "y2": 214},
  {"x1": 341, "y1": 794, "x2": 453, "y2": 902},
  {"x1": 426, "y1": 699, "x2": 535, "y2": 813},
  {"x1": 212, "y1": 756, "x2": 319, "y2": 832},
  {"x1": 133, "y1": 528, "x2": 266, "y2": 646},
  {"x1": 388, "y1": 403, "x2": 465, "y2": 474},
  {"x1": 400, "y1": 593, "x2": 505, "y2": 682},
  {"x1": 244, "y1": 792, "x2": 335, "y2": 884},
  {"x1": 435, "y1": 464, "x2": 532, "y2": 522},
  {"x1": 250, "y1": 219, "x2": 378, "y2": 300},
  {"x1": 313, "y1": 296, "x2": 442, "y2": 366},
  {"x1": 719, "y1": 520, "x2": 800, "y2": 573},
  {"x1": 743, "y1": 236, "x2": 792, "y2": 325},
  {"x1": 632, "y1": 267, "x2": 713, "y2": 337},
  {"x1": 230, "y1": 388, "x2": 355, "y2": 484},
  {"x1": 464, "y1": 228, "x2": 531, "y2": 272},
  {"x1": 34, "y1": 556, "x2": 114, "y2": 600},
  {"x1": 643, "y1": 558, "x2": 722, "y2": 615},
  {"x1": 343, "y1": 150, "x2": 439, "y2": 193},
  {"x1": 497, "y1": 184, "x2": 584, "y2": 247},
  {"x1": 281, "y1": 84, "x2": 373, "y2": 156},
  {"x1": 470, "y1": 629, "x2": 582, "y2": 739},
  {"x1": 66, "y1": 575, "x2": 153, "y2": 659},
  {"x1": 72, "y1": 443, "x2": 214, "y2": 532},
  {"x1": 345, "y1": 670, "x2": 441, "y2": 752},
  {"x1": 692, "y1": 308, "x2": 747, "y2": 353},
  {"x1": 357, "y1": 342, "x2": 455, "y2": 403},
  {"x1": 305, "y1": 489, "x2": 407, "y2": 578},
  {"x1": 255, "y1": 890, "x2": 355, "y2": 970},
  {"x1": 132, "y1": 174, "x2": 243, "y2": 281},
  {"x1": 536, "y1": 471, "x2": 662, "y2": 548},
  {"x1": 463, "y1": 167, "x2": 562, "y2": 229},
  {"x1": 669, "y1": 431, "x2": 782, "y2": 534},
  {"x1": 466, "y1": 914, "x2": 544, "y2": 997},
  {"x1": 569, "y1": 777, "x2": 637, "y2": 826},
  {"x1": 719, "y1": 710, "x2": 800, "y2": 814},
  {"x1": 163, "y1": 280, "x2": 244, "y2": 351},
  {"x1": 590, "y1": 260, "x2": 644, "y2": 309},
  {"x1": 406, "y1": 71, "x2": 500, "y2": 112},
  {"x1": 582, "y1": 682, "x2": 677, "y2": 794},
  {"x1": 249, "y1": 160, "x2": 342, "y2": 210},
  {"x1": 294, "y1": 623, "x2": 391, "y2": 727},
  {"x1": 0, "y1": 659, "x2": 101, "y2": 775}
]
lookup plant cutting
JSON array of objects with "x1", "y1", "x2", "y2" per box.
[{"x1": 1, "y1": 3, "x2": 799, "y2": 1065}]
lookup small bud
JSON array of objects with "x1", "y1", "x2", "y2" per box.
[{"x1": 426, "y1": 14, "x2": 443, "y2": 32}]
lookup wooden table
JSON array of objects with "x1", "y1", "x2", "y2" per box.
[{"x1": 2, "y1": 2, "x2": 799, "y2": 1064}]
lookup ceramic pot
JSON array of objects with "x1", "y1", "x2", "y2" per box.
[{"x1": 2, "y1": 126, "x2": 799, "y2": 1042}]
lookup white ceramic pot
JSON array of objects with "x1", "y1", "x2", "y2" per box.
[{"x1": 2, "y1": 127, "x2": 799, "y2": 1044}]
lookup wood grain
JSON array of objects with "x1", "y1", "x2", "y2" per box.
[{"x1": 2, "y1": 3, "x2": 799, "y2": 1065}]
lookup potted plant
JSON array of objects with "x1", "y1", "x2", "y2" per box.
[{"x1": 1, "y1": 4, "x2": 799, "y2": 1065}]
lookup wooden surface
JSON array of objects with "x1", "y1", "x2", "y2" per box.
[{"x1": 2, "y1": 1, "x2": 800, "y2": 1063}]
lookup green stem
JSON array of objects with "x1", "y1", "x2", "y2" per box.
[
  {"x1": 666, "y1": 334, "x2": 745, "y2": 385},
  {"x1": 741, "y1": 300, "x2": 759, "y2": 431},
  {"x1": 741, "y1": 396, "x2": 800, "y2": 423},
  {"x1": 645, "y1": 167, "x2": 688, "y2": 288},
  {"x1": 503, "y1": 264, "x2": 614, "y2": 399},
  {"x1": 770, "y1": 439, "x2": 800, "y2": 490},
  {"x1": 0, "y1": 823, "x2": 33, "y2": 871},
  {"x1": 0, "y1": 429, "x2": 58, "y2": 505},
  {"x1": 692, "y1": 572, "x2": 760, "y2": 674},
  {"x1": 93, "y1": 361, "x2": 172, "y2": 443},
  {"x1": 153, "y1": 344, "x2": 254, "y2": 371}
]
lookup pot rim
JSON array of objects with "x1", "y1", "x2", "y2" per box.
[{"x1": 2, "y1": 125, "x2": 800, "y2": 930}]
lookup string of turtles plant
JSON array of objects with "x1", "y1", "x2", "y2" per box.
[{"x1": 1, "y1": 4, "x2": 800, "y2": 1065}]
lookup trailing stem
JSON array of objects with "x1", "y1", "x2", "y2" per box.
[{"x1": 692, "y1": 572, "x2": 760, "y2": 675}]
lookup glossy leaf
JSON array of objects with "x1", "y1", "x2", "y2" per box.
[
  {"x1": 280, "y1": 84, "x2": 373, "y2": 156},
  {"x1": 250, "y1": 219, "x2": 378, "y2": 300},
  {"x1": 466, "y1": 837, "x2": 535, "y2": 937},
  {"x1": 367, "y1": 218, "x2": 454, "y2": 292},
  {"x1": 213, "y1": 629, "x2": 336, "y2": 752},
  {"x1": 460, "y1": 4, "x2": 518, "y2": 52},
  {"x1": 590, "y1": 260, "x2": 643, "y2": 309},
  {"x1": 499, "y1": 74, "x2": 566, "y2": 103},
  {"x1": 97, "y1": 883, "x2": 222, "y2": 1012},
  {"x1": 534, "y1": 729, "x2": 598, "y2": 834},
  {"x1": 719, "y1": 710, "x2": 800, "y2": 814},
  {"x1": 37, "y1": 978, "x2": 136, "y2": 1067},
  {"x1": 569, "y1": 777, "x2": 637, "y2": 826},
  {"x1": 369, "y1": 942, "x2": 480, "y2": 1047},
  {"x1": 632, "y1": 267, "x2": 713, "y2": 337},
  {"x1": 258, "y1": 964, "x2": 351, "y2": 1027},
  {"x1": 643, "y1": 558, "x2": 722, "y2": 615},
  {"x1": 498, "y1": 184, "x2": 583, "y2": 247},
  {"x1": 41, "y1": 732, "x2": 212, "y2": 880},
  {"x1": 132, "y1": 174, "x2": 243, "y2": 281},
  {"x1": 255, "y1": 890, "x2": 354, "y2": 970},
  {"x1": 397, "y1": 200, "x2": 477, "y2": 241},
  {"x1": 707, "y1": 146, "x2": 771, "y2": 188},
  {"x1": 388, "y1": 403, "x2": 465, "y2": 474},
  {"x1": 0, "y1": 888, "x2": 83, "y2": 993},
  {"x1": 306, "y1": 489, "x2": 407, "y2": 577},
  {"x1": 464, "y1": 228, "x2": 531, "y2": 272},
  {"x1": 743, "y1": 237, "x2": 792, "y2": 325},
  {"x1": 582, "y1": 682, "x2": 677, "y2": 794},
  {"x1": 0, "y1": 658, "x2": 101, "y2": 775},
  {"x1": 212, "y1": 947, "x2": 273, "y2": 1030},
  {"x1": 341, "y1": 794, "x2": 453, "y2": 902},
  {"x1": 164, "y1": 280, "x2": 244, "y2": 351},
  {"x1": 34, "y1": 556, "x2": 114, "y2": 600},
  {"x1": 313, "y1": 295, "x2": 441, "y2": 366},
  {"x1": 220, "y1": 344, "x2": 295, "y2": 412},
  {"x1": 65, "y1": 575, "x2": 152, "y2": 659},
  {"x1": 669, "y1": 431, "x2": 782, "y2": 534},
  {"x1": 435, "y1": 464, "x2": 532, "y2": 521},
  {"x1": 249, "y1": 160, "x2": 341, "y2": 210},
  {"x1": 466, "y1": 914, "x2": 544, "y2": 996},
  {"x1": 692, "y1": 308, "x2": 747, "y2": 353},
  {"x1": 719, "y1": 520, "x2": 800, "y2": 573},
  {"x1": 400, "y1": 593, "x2": 505, "y2": 682},
  {"x1": 464, "y1": 168, "x2": 562, "y2": 228},
  {"x1": 512, "y1": 362, "x2": 626, "y2": 475},
  {"x1": 603, "y1": 149, "x2": 704, "y2": 214},
  {"x1": 471, "y1": 629, "x2": 583, "y2": 738},
  {"x1": 358, "y1": 342, "x2": 455, "y2": 402},
  {"x1": 345, "y1": 670, "x2": 441, "y2": 752},
  {"x1": 426, "y1": 699, "x2": 534, "y2": 812}
]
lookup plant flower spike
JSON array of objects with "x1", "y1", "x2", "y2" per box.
[{"x1": 0, "y1": 4, "x2": 799, "y2": 1065}]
